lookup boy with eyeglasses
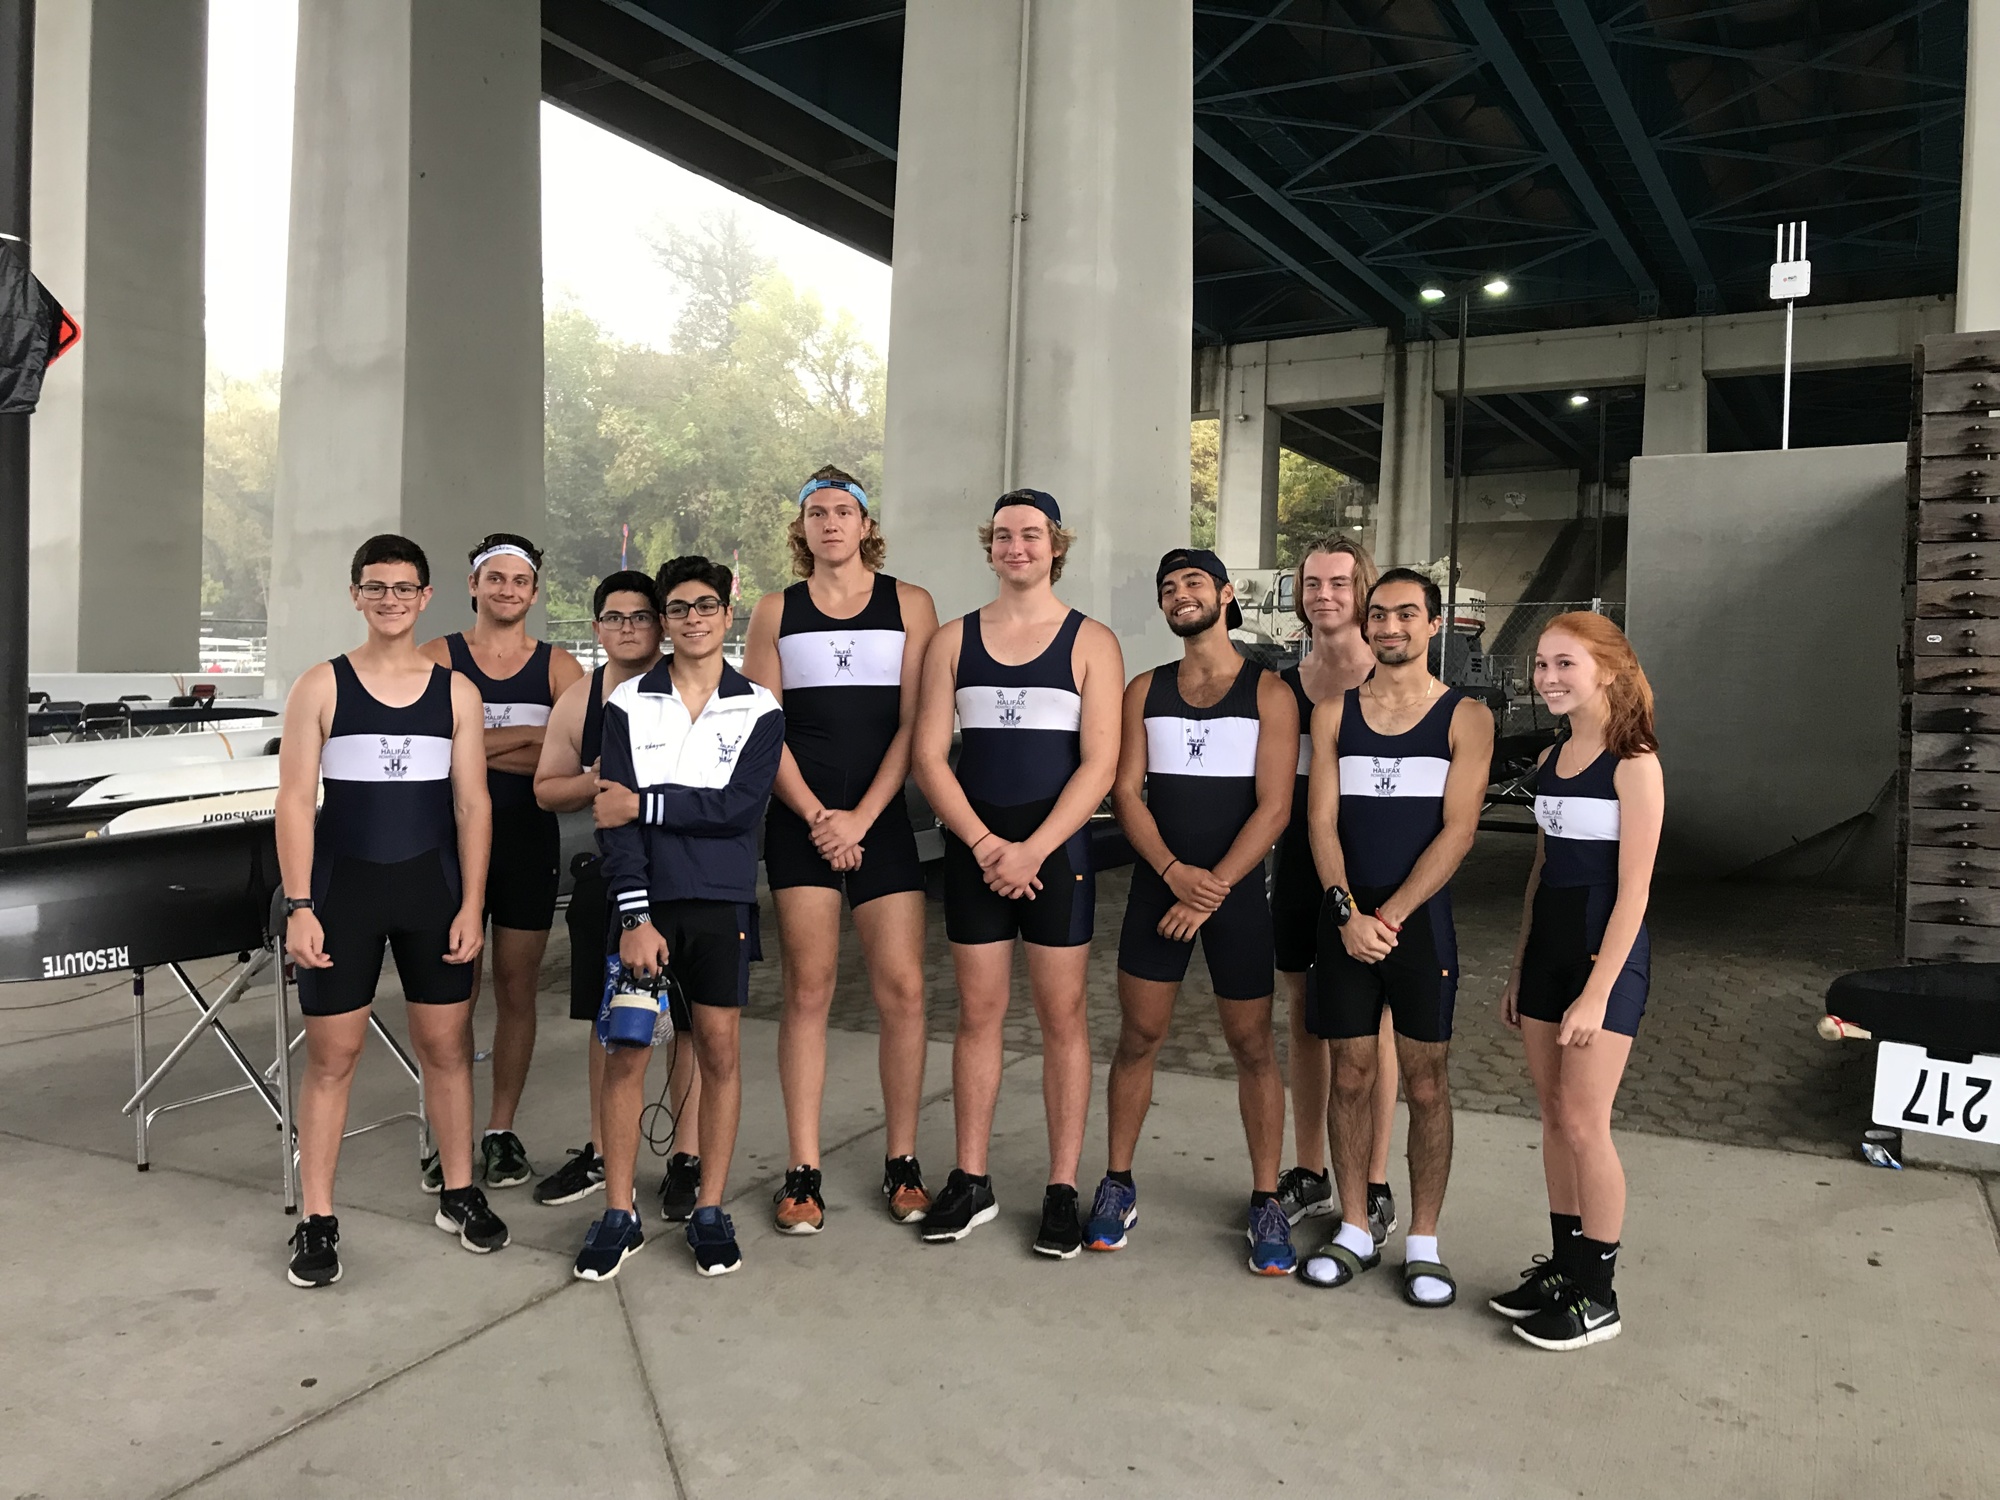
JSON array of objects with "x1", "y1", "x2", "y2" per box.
[
  {"x1": 586, "y1": 556, "x2": 784, "y2": 1278},
  {"x1": 530, "y1": 570, "x2": 702, "y2": 1216}
]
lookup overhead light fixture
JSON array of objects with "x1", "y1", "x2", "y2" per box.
[
  {"x1": 1419, "y1": 286, "x2": 1447, "y2": 303},
  {"x1": 1569, "y1": 392, "x2": 1591, "y2": 407},
  {"x1": 1483, "y1": 278, "x2": 1510, "y2": 297}
]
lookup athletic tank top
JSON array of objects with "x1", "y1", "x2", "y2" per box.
[
  {"x1": 1142, "y1": 658, "x2": 1265, "y2": 868},
  {"x1": 316, "y1": 656, "x2": 457, "y2": 870},
  {"x1": 1534, "y1": 746, "x2": 1622, "y2": 887},
  {"x1": 445, "y1": 633, "x2": 553, "y2": 812},
  {"x1": 1281, "y1": 666, "x2": 1313, "y2": 834},
  {"x1": 580, "y1": 664, "x2": 608, "y2": 769},
  {"x1": 1335, "y1": 683, "x2": 1464, "y2": 889},
  {"x1": 775, "y1": 572, "x2": 905, "y2": 804},
  {"x1": 954, "y1": 608, "x2": 1085, "y2": 806}
]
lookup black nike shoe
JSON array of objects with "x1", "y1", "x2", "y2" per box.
[
  {"x1": 1366, "y1": 1182, "x2": 1398, "y2": 1246},
  {"x1": 1032, "y1": 1184, "x2": 1084, "y2": 1260},
  {"x1": 1488, "y1": 1256, "x2": 1571, "y2": 1320},
  {"x1": 919, "y1": 1168, "x2": 998, "y2": 1242},
  {"x1": 287, "y1": 1214, "x2": 341, "y2": 1288},
  {"x1": 435, "y1": 1187, "x2": 511, "y2": 1253},
  {"x1": 1515, "y1": 1289, "x2": 1621, "y2": 1351},
  {"x1": 533, "y1": 1142, "x2": 605, "y2": 1206},
  {"x1": 658, "y1": 1152, "x2": 701, "y2": 1223}
]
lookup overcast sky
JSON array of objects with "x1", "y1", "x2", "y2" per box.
[{"x1": 203, "y1": 0, "x2": 892, "y2": 378}]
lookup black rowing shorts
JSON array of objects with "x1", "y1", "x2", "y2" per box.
[
  {"x1": 566, "y1": 855, "x2": 689, "y2": 1030},
  {"x1": 764, "y1": 799, "x2": 926, "y2": 908},
  {"x1": 942, "y1": 796, "x2": 1093, "y2": 948},
  {"x1": 1117, "y1": 864, "x2": 1274, "y2": 1000},
  {"x1": 297, "y1": 851, "x2": 474, "y2": 1017},
  {"x1": 1308, "y1": 883, "x2": 1457, "y2": 1044},
  {"x1": 1516, "y1": 882, "x2": 1649, "y2": 1037},
  {"x1": 486, "y1": 805, "x2": 561, "y2": 932},
  {"x1": 1270, "y1": 828, "x2": 1322, "y2": 974}
]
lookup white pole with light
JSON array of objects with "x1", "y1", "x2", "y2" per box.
[{"x1": 1771, "y1": 220, "x2": 1811, "y2": 450}]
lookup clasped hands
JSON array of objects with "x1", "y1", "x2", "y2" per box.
[{"x1": 1157, "y1": 860, "x2": 1231, "y2": 943}]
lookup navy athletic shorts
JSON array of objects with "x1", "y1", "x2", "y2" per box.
[
  {"x1": 764, "y1": 798, "x2": 926, "y2": 907},
  {"x1": 1117, "y1": 863, "x2": 1274, "y2": 1000},
  {"x1": 1516, "y1": 882, "x2": 1649, "y2": 1037},
  {"x1": 943, "y1": 796, "x2": 1093, "y2": 948},
  {"x1": 296, "y1": 851, "x2": 474, "y2": 1017},
  {"x1": 1309, "y1": 882, "x2": 1457, "y2": 1045}
]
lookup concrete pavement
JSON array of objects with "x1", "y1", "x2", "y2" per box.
[{"x1": 1, "y1": 966, "x2": 1997, "y2": 1499}]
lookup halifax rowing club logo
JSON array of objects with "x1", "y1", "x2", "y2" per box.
[
  {"x1": 1184, "y1": 724, "x2": 1208, "y2": 767},
  {"x1": 380, "y1": 736, "x2": 413, "y2": 779},
  {"x1": 1370, "y1": 756, "x2": 1402, "y2": 796},
  {"x1": 996, "y1": 689, "x2": 1027, "y2": 727},
  {"x1": 831, "y1": 640, "x2": 855, "y2": 676},
  {"x1": 714, "y1": 732, "x2": 744, "y2": 767},
  {"x1": 1543, "y1": 799, "x2": 1564, "y2": 836}
]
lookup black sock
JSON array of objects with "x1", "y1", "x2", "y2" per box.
[
  {"x1": 1108, "y1": 1168, "x2": 1135, "y2": 1188},
  {"x1": 671, "y1": 1152, "x2": 699, "y2": 1167},
  {"x1": 1297, "y1": 1166, "x2": 1328, "y2": 1182},
  {"x1": 1249, "y1": 1189, "x2": 1278, "y2": 1210},
  {"x1": 1551, "y1": 1212, "x2": 1584, "y2": 1270},
  {"x1": 1366, "y1": 1181, "x2": 1391, "y2": 1202},
  {"x1": 1575, "y1": 1235, "x2": 1619, "y2": 1306},
  {"x1": 964, "y1": 1171, "x2": 991, "y2": 1188},
  {"x1": 439, "y1": 1184, "x2": 477, "y2": 1208}
]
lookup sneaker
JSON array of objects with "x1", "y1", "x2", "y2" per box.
[
  {"x1": 572, "y1": 1207, "x2": 645, "y2": 1282},
  {"x1": 1246, "y1": 1198, "x2": 1298, "y2": 1276},
  {"x1": 1367, "y1": 1183, "x2": 1398, "y2": 1246},
  {"x1": 287, "y1": 1214, "x2": 341, "y2": 1288},
  {"x1": 479, "y1": 1131, "x2": 533, "y2": 1189},
  {"x1": 658, "y1": 1153, "x2": 701, "y2": 1223},
  {"x1": 883, "y1": 1156, "x2": 931, "y2": 1223},
  {"x1": 1514, "y1": 1290, "x2": 1622, "y2": 1351},
  {"x1": 419, "y1": 1150, "x2": 443, "y2": 1195},
  {"x1": 533, "y1": 1142, "x2": 605, "y2": 1206},
  {"x1": 687, "y1": 1205, "x2": 742, "y2": 1277},
  {"x1": 774, "y1": 1165, "x2": 826, "y2": 1235},
  {"x1": 919, "y1": 1168, "x2": 999, "y2": 1243},
  {"x1": 1083, "y1": 1176, "x2": 1138, "y2": 1252},
  {"x1": 1032, "y1": 1184, "x2": 1084, "y2": 1260},
  {"x1": 1488, "y1": 1256, "x2": 1572, "y2": 1321},
  {"x1": 1272, "y1": 1165, "x2": 1333, "y2": 1226},
  {"x1": 435, "y1": 1188, "x2": 511, "y2": 1253}
]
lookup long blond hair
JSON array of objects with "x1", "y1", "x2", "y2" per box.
[
  {"x1": 788, "y1": 464, "x2": 884, "y2": 578},
  {"x1": 1541, "y1": 612, "x2": 1657, "y2": 758},
  {"x1": 1293, "y1": 534, "x2": 1378, "y2": 631}
]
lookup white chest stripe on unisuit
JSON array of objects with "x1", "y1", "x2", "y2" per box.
[
  {"x1": 1145, "y1": 715, "x2": 1261, "y2": 779},
  {"x1": 482, "y1": 702, "x2": 551, "y2": 730},
  {"x1": 955, "y1": 684, "x2": 1081, "y2": 733},
  {"x1": 321, "y1": 733, "x2": 453, "y2": 782},
  {"x1": 1337, "y1": 754, "x2": 1450, "y2": 799},
  {"x1": 779, "y1": 628, "x2": 905, "y2": 690},
  {"x1": 1535, "y1": 794, "x2": 1621, "y2": 841}
]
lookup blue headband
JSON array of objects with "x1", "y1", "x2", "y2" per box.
[
  {"x1": 798, "y1": 478, "x2": 869, "y2": 513},
  {"x1": 993, "y1": 488, "x2": 1061, "y2": 524}
]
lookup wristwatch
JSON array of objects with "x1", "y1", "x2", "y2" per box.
[
  {"x1": 1323, "y1": 885, "x2": 1353, "y2": 928},
  {"x1": 619, "y1": 912, "x2": 652, "y2": 931},
  {"x1": 283, "y1": 897, "x2": 314, "y2": 917}
]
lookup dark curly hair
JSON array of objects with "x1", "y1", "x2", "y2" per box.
[{"x1": 656, "y1": 554, "x2": 734, "y2": 603}]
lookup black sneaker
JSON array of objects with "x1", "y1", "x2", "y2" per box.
[
  {"x1": 919, "y1": 1168, "x2": 999, "y2": 1242},
  {"x1": 435, "y1": 1187, "x2": 511, "y2": 1253},
  {"x1": 479, "y1": 1131, "x2": 533, "y2": 1189},
  {"x1": 533, "y1": 1142, "x2": 605, "y2": 1206},
  {"x1": 287, "y1": 1214, "x2": 341, "y2": 1288},
  {"x1": 573, "y1": 1207, "x2": 645, "y2": 1282},
  {"x1": 687, "y1": 1205, "x2": 743, "y2": 1277},
  {"x1": 1272, "y1": 1165, "x2": 1334, "y2": 1226},
  {"x1": 658, "y1": 1152, "x2": 701, "y2": 1222},
  {"x1": 1488, "y1": 1256, "x2": 1571, "y2": 1320},
  {"x1": 1515, "y1": 1290, "x2": 1621, "y2": 1351},
  {"x1": 1032, "y1": 1184, "x2": 1084, "y2": 1260},
  {"x1": 774, "y1": 1165, "x2": 826, "y2": 1235},
  {"x1": 1366, "y1": 1183, "x2": 1398, "y2": 1246}
]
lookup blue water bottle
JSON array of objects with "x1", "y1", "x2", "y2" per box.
[{"x1": 598, "y1": 958, "x2": 669, "y2": 1051}]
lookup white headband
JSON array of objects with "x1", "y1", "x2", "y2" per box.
[{"x1": 472, "y1": 543, "x2": 537, "y2": 576}]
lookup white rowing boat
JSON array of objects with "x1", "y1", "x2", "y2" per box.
[
  {"x1": 30, "y1": 723, "x2": 282, "y2": 791},
  {"x1": 70, "y1": 755, "x2": 285, "y2": 808}
]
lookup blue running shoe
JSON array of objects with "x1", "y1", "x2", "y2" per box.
[
  {"x1": 1247, "y1": 1198, "x2": 1298, "y2": 1276},
  {"x1": 686, "y1": 1205, "x2": 742, "y2": 1277},
  {"x1": 1084, "y1": 1176, "x2": 1138, "y2": 1252},
  {"x1": 573, "y1": 1207, "x2": 645, "y2": 1282}
]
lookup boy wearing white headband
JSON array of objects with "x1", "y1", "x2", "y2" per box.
[{"x1": 422, "y1": 532, "x2": 584, "y2": 1192}]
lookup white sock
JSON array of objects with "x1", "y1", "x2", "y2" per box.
[
  {"x1": 483, "y1": 1129, "x2": 506, "y2": 1139},
  {"x1": 1334, "y1": 1220, "x2": 1376, "y2": 1260},
  {"x1": 1405, "y1": 1233, "x2": 1451, "y2": 1303}
]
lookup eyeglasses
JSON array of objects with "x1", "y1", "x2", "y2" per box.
[
  {"x1": 356, "y1": 582, "x2": 424, "y2": 601},
  {"x1": 663, "y1": 596, "x2": 725, "y2": 621},
  {"x1": 596, "y1": 610, "x2": 658, "y2": 631}
]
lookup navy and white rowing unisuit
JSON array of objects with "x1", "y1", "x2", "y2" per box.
[
  {"x1": 314, "y1": 655, "x2": 458, "y2": 889},
  {"x1": 580, "y1": 664, "x2": 608, "y2": 769},
  {"x1": 1142, "y1": 657, "x2": 1265, "y2": 868},
  {"x1": 444, "y1": 633, "x2": 553, "y2": 811},
  {"x1": 1279, "y1": 665, "x2": 1313, "y2": 836},
  {"x1": 1533, "y1": 745, "x2": 1622, "y2": 886},
  {"x1": 1335, "y1": 684, "x2": 1464, "y2": 889},
  {"x1": 597, "y1": 658, "x2": 786, "y2": 914},
  {"x1": 954, "y1": 608, "x2": 1084, "y2": 805},
  {"x1": 776, "y1": 572, "x2": 904, "y2": 807}
]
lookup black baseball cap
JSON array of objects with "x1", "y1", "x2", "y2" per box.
[
  {"x1": 1156, "y1": 547, "x2": 1243, "y2": 630},
  {"x1": 994, "y1": 488, "x2": 1061, "y2": 524}
]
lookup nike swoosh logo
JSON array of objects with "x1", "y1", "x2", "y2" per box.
[{"x1": 1583, "y1": 1309, "x2": 1616, "y2": 1329}]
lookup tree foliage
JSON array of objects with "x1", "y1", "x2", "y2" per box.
[
  {"x1": 202, "y1": 370, "x2": 280, "y2": 619},
  {"x1": 1185, "y1": 417, "x2": 1356, "y2": 566}
]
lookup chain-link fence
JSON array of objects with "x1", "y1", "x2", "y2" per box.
[{"x1": 1480, "y1": 598, "x2": 1627, "y2": 736}]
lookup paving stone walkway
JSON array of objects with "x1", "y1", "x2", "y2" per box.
[{"x1": 730, "y1": 836, "x2": 1896, "y2": 1160}]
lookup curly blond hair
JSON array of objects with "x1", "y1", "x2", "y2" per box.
[
  {"x1": 978, "y1": 511, "x2": 1076, "y2": 583},
  {"x1": 789, "y1": 465, "x2": 885, "y2": 578}
]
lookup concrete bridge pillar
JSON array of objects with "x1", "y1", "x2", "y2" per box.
[
  {"x1": 1375, "y1": 339, "x2": 1444, "y2": 568},
  {"x1": 28, "y1": 0, "x2": 207, "y2": 672},
  {"x1": 1641, "y1": 322, "x2": 1707, "y2": 456},
  {"x1": 266, "y1": 0, "x2": 543, "y2": 689},
  {"x1": 1215, "y1": 342, "x2": 1280, "y2": 571},
  {"x1": 882, "y1": 0, "x2": 1193, "y2": 652},
  {"x1": 1961, "y1": 0, "x2": 2000, "y2": 332}
]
